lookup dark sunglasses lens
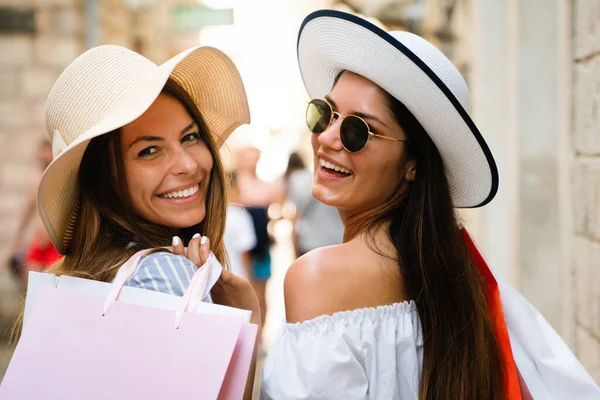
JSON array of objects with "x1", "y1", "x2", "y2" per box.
[
  {"x1": 341, "y1": 117, "x2": 369, "y2": 152},
  {"x1": 306, "y1": 99, "x2": 331, "y2": 134}
]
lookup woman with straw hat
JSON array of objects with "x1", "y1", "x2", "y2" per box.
[
  {"x1": 17, "y1": 44, "x2": 260, "y2": 398},
  {"x1": 261, "y1": 10, "x2": 600, "y2": 400}
]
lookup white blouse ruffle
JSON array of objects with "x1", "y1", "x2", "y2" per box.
[{"x1": 261, "y1": 301, "x2": 423, "y2": 400}]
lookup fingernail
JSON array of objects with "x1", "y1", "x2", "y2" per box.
[
  {"x1": 192, "y1": 233, "x2": 201, "y2": 239},
  {"x1": 172, "y1": 236, "x2": 180, "y2": 246},
  {"x1": 201, "y1": 236, "x2": 208, "y2": 245}
]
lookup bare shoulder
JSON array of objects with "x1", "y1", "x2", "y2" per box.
[
  {"x1": 284, "y1": 245, "x2": 347, "y2": 323},
  {"x1": 284, "y1": 242, "x2": 407, "y2": 323}
]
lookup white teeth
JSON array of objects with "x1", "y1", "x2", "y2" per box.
[
  {"x1": 319, "y1": 158, "x2": 352, "y2": 175},
  {"x1": 160, "y1": 184, "x2": 199, "y2": 199}
]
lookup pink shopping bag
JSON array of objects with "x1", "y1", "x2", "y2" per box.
[{"x1": 0, "y1": 251, "x2": 258, "y2": 399}]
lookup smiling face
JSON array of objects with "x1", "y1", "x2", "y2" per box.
[
  {"x1": 311, "y1": 72, "x2": 415, "y2": 216},
  {"x1": 120, "y1": 93, "x2": 213, "y2": 229}
]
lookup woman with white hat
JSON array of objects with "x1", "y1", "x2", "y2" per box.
[
  {"x1": 23, "y1": 44, "x2": 260, "y2": 398},
  {"x1": 261, "y1": 10, "x2": 600, "y2": 400}
]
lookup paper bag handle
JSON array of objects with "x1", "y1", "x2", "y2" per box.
[
  {"x1": 174, "y1": 253, "x2": 216, "y2": 329},
  {"x1": 103, "y1": 248, "x2": 218, "y2": 329},
  {"x1": 102, "y1": 249, "x2": 153, "y2": 316}
]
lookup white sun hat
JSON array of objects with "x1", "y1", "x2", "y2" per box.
[
  {"x1": 40, "y1": 45, "x2": 250, "y2": 254},
  {"x1": 297, "y1": 10, "x2": 498, "y2": 208}
]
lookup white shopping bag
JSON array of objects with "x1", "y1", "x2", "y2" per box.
[
  {"x1": 463, "y1": 227, "x2": 600, "y2": 399},
  {"x1": 498, "y1": 280, "x2": 600, "y2": 399}
]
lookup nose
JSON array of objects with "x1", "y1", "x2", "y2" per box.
[
  {"x1": 317, "y1": 115, "x2": 344, "y2": 151},
  {"x1": 170, "y1": 145, "x2": 198, "y2": 176}
]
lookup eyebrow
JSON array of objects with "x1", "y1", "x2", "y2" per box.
[
  {"x1": 324, "y1": 95, "x2": 389, "y2": 129},
  {"x1": 127, "y1": 120, "x2": 197, "y2": 149}
]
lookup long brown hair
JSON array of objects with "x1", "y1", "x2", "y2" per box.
[
  {"x1": 349, "y1": 80, "x2": 506, "y2": 397},
  {"x1": 10, "y1": 79, "x2": 228, "y2": 339}
]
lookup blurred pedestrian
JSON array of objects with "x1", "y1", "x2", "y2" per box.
[
  {"x1": 224, "y1": 171, "x2": 257, "y2": 279},
  {"x1": 8, "y1": 138, "x2": 60, "y2": 288},
  {"x1": 236, "y1": 146, "x2": 285, "y2": 331},
  {"x1": 284, "y1": 151, "x2": 343, "y2": 257}
]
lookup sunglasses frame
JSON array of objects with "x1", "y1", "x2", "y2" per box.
[{"x1": 307, "y1": 98, "x2": 410, "y2": 153}]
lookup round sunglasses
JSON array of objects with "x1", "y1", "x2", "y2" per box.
[{"x1": 306, "y1": 98, "x2": 409, "y2": 152}]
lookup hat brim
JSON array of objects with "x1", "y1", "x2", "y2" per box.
[
  {"x1": 297, "y1": 10, "x2": 498, "y2": 208},
  {"x1": 39, "y1": 46, "x2": 250, "y2": 254}
]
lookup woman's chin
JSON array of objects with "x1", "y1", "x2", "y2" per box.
[
  {"x1": 155, "y1": 212, "x2": 206, "y2": 230},
  {"x1": 312, "y1": 187, "x2": 344, "y2": 209}
]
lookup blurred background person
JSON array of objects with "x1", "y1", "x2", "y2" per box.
[
  {"x1": 7, "y1": 138, "x2": 60, "y2": 289},
  {"x1": 284, "y1": 152, "x2": 343, "y2": 257},
  {"x1": 224, "y1": 171, "x2": 257, "y2": 280},
  {"x1": 235, "y1": 146, "x2": 285, "y2": 339}
]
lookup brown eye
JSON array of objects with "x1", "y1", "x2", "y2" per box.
[
  {"x1": 138, "y1": 147, "x2": 158, "y2": 157},
  {"x1": 182, "y1": 132, "x2": 201, "y2": 144}
]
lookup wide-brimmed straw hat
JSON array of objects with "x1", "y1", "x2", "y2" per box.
[
  {"x1": 297, "y1": 10, "x2": 498, "y2": 208},
  {"x1": 40, "y1": 45, "x2": 250, "y2": 254}
]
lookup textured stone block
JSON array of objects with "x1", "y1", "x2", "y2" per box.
[
  {"x1": 0, "y1": 100, "x2": 32, "y2": 129},
  {"x1": 36, "y1": 7, "x2": 81, "y2": 36},
  {"x1": 0, "y1": 69, "x2": 20, "y2": 98},
  {"x1": 35, "y1": 0, "x2": 75, "y2": 7},
  {"x1": 0, "y1": 129, "x2": 46, "y2": 162},
  {"x1": 0, "y1": 36, "x2": 33, "y2": 67},
  {"x1": 21, "y1": 67, "x2": 58, "y2": 99},
  {"x1": 0, "y1": 190, "x2": 32, "y2": 219},
  {"x1": 574, "y1": 0, "x2": 600, "y2": 60},
  {"x1": 575, "y1": 324, "x2": 600, "y2": 376},
  {"x1": 573, "y1": 237, "x2": 600, "y2": 337},
  {"x1": 572, "y1": 162, "x2": 600, "y2": 241},
  {"x1": 30, "y1": 99, "x2": 47, "y2": 126},
  {"x1": 573, "y1": 58, "x2": 600, "y2": 155},
  {"x1": 0, "y1": 0, "x2": 33, "y2": 6},
  {"x1": 33, "y1": 36, "x2": 80, "y2": 69}
]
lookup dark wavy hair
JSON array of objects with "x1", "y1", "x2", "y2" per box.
[{"x1": 336, "y1": 71, "x2": 506, "y2": 399}]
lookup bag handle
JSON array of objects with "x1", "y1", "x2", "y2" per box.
[
  {"x1": 174, "y1": 253, "x2": 217, "y2": 329},
  {"x1": 103, "y1": 248, "x2": 219, "y2": 329},
  {"x1": 103, "y1": 249, "x2": 153, "y2": 316}
]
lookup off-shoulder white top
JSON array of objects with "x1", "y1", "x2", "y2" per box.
[{"x1": 261, "y1": 301, "x2": 423, "y2": 400}]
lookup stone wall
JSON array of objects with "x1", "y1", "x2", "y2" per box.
[
  {"x1": 572, "y1": 0, "x2": 600, "y2": 383},
  {"x1": 0, "y1": 0, "x2": 82, "y2": 244},
  {"x1": 0, "y1": 0, "x2": 84, "y2": 376},
  {"x1": 0, "y1": 0, "x2": 83, "y2": 327}
]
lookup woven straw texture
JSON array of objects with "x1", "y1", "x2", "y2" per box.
[{"x1": 40, "y1": 45, "x2": 250, "y2": 254}]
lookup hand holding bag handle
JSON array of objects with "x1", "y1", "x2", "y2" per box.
[
  {"x1": 175, "y1": 253, "x2": 220, "y2": 329},
  {"x1": 102, "y1": 248, "x2": 220, "y2": 328}
]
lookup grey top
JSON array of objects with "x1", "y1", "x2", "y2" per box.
[{"x1": 288, "y1": 169, "x2": 344, "y2": 253}]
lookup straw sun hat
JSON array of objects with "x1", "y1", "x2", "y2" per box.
[
  {"x1": 40, "y1": 45, "x2": 250, "y2": 254},
  {"x1": 297, "y1": 10, "x2": 498, "y2": 208}
]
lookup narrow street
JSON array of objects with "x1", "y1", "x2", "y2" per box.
[{"x1": 252, "y1": 218, "x2": 296, "y2": 398}]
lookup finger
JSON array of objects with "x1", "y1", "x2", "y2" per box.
[
  {"x1": 171, "y1": 236, "x2": 184, "y2": 256},
  {"x1": 187, "y1": 233, "x2": 202, "y2": 267},
  {"x1": 199, "y1": 236, "x2": 210, "y2": 266}
]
